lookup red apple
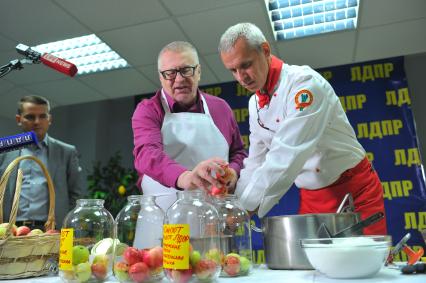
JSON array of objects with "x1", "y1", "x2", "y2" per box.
[
  {"x1": 210, "y1": 186, "x2": 226, "y2": 196},
  {"x1": 91, "y1": 262, "x2": 107, "y2": 280},
  {"x1": 138, "y1": 248, "x2": 148, "y2": 262},
  {"x1": 216, "y1": 164, "x2": 233, "y2": 184},
  {"x1": 194, "y1": 259, "x2": 218, "y2": 280},
  {"x1": 16, "y1": 226, "x2": 31, "y2": 236},
  {"x1": 142, "y1": 246, "x2": 163, "y2": 268},
  {"x1": 128, "y1": 262, "x2": 149, "y2": 283},
  {"x1": 223, "y1": 254, "x2": 241, "y2": 276},
  {"x1": 167, "y1": 268, "x2": 193, "y2": 283},
  {"x1": 45, "y1": 229, "x2": 60, "y2": 234},
  {"x1": 123, "y1": 246, "x2": 141, "y2": 266}
]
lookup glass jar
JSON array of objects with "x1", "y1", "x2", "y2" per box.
[
  {"x1": 113, "y1": 195, "x2": 165, "y2": 283},
  {"x1": 59, "y1": 199, "x2": 115, "y2": 283},
  {"x1": 211, "y1": 195, "x2": 253, "y2": 277},
  {"x1": 164, "y1": 190, "x2": 222, "y2": 283}
]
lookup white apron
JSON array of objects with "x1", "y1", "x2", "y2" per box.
[{"x1": 141, "y1": 90, "x2": 229, "y2": 212}]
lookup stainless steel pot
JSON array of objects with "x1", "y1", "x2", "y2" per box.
[{"x1": 253, "y1": 212, "x2": 361, "y2": 270}]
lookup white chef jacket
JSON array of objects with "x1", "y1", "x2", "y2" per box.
[{"x1": 235, "y1": 63, "x2": 366, "y2": 217}]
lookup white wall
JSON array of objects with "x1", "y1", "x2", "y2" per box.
[{"x1": 1, "y1": 53, "x2": 425, "y2": 190}]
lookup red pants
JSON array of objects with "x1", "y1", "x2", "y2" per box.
[{"x1": 299, "y1": 157, "x2": 387, "y2": 235}]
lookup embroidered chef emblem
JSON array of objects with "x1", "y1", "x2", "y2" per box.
[{"x1": 295, "y1": 89, "x2": 313, "y2": 111}]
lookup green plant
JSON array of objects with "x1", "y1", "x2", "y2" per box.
[{"x1": 87, "y1": 152, "x2": 139, "y2": 217}]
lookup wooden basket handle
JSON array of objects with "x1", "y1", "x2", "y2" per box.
[{"x1": 0, "y1": 155, "x2": 56, "y2": 234}]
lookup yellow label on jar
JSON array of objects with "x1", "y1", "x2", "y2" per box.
[
  {"x1": 59, "y1": 228, "x2": 74, "y2": 270},
  {"x1": 163, "y1": 224, "x2": 190, "y2": 269}
]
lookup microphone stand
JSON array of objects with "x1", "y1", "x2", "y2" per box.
[{"x1": 0, "y1": 58, "x2": 38, "y2": 78}]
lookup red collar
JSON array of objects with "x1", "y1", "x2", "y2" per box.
[{"x1": 255, "y1": 55, "x2": 284, "y2": 108}]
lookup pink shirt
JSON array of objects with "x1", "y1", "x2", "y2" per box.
[{"x1": 132, "y1": 89, "x2": 247, "y2": 189}]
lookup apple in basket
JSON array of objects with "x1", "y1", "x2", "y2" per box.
[
  {"x1": 28, "y1": 229, "x2": 44, "y2": 236},
  {"x1": 0, "y1": 223, "x2": 17, "y2": 236},
  {"x1": 0, "y1": 227, "x2": 7, "y2": 237},
  {"x1": 16, "y1": 226, "x2": 31, "y2": 236},
  {"x1": 45, "y1": 229, "x2": 60, "y2": 234}
]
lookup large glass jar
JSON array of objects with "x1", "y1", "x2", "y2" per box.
[
  {"x1": 59, "y1": 199, "x2": 115, "y2": 283},
  {"x1": 164, "y1": 190, "x2": 222, "y2": 283},
  {"x1": 113, "y1": 195, "x2": 165, "y2": 283},
  {"x1": 211, "y1": 195, "x2": 253, "y2": 277}
]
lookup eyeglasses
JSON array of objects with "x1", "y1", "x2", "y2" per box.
[
  {"x1": 159, "y1": 65, "x2": 198, "y2": 80},
  {"x1": 255, "y1": 95, "x2": 276, "y2": 133}
]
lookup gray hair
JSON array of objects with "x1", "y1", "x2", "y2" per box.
[
  {"x1": 157, "y1": 41, "x2": 199, "y2": 70},
  {"x1": 218, "y1": 23, "x2": 267, "y2": 53},
  {"x1": 18, "y1": 95, "x2": 50, "y2": 114}
]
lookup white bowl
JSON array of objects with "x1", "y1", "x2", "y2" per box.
[{"x1": 300, "y1": 235, "x2": 391, "y2": 279}]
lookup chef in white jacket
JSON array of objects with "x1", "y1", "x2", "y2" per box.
[{"x1": 218, "y1": 23, "x2": 387, "y2": 235}]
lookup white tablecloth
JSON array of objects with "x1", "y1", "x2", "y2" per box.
[{"x1": 2, "y1": 265, "x2": 423, "y2": 283}]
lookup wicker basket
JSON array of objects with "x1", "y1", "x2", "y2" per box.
[{"x1": 0, "y1": 155, "x2": 60, "y2": 279}]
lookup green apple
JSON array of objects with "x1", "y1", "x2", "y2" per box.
[
  {"x1": 72, "y1": 245, "x2": 90, "y2": 265},
  {"x1": 114, "y1": 261, "x2": 129, "y2": 281},
  {"x1": 0, "y1": 227, "x2": 6, "y2": 237},
  {"x1": 0, "y1": 223, "x2": 17, "y2": 236},
  {"x1": 93, "y1": 254, "x2": 109, "y2": 265},
  {"x1": 239, "y1": 256, "x2": 251, "y2": 273},
  {"x1": 60, "y1": 270, "x2": 75, "y2": 280},
  {"x1": 74, "y1": 262, "x2": 92, "y2": 282},
  {"x1": 190, "y1": 250, "x2": 201, "y2": 266},
  {"x1": 114, "y1": 242, "x2": 129, "y2": 256},
  {"x1": 28, "y1": 228, "x2": 44, "y2": 236},
  {"x1": 205, "y1": 248, "x2": 223, "y2": 264}
]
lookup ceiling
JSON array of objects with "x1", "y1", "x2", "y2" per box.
[{"x1": 0, "y1": 0, "x2": 425, "y2": 120}]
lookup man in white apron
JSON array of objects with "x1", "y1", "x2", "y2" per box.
[
  {"x1": 132, "y1": 41, "x2": 247, "y2": 212},
  {"x1": 218, "y1": 23, "x2": 387, "y2": 235}
]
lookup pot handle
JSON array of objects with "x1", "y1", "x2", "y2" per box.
[
  {"x1": 336, "y1": 193, "x2": 355, "y2": 213},
  {"x1": 250, "y1": 223, "x2": 263, "y2": 233},
  {"x1": 333, "y1": 211, "x2": 384, "y2": 237}
]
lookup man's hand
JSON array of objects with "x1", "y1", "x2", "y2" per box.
[
  {"x1": 176, "y1": 157, "x2": 228, "y2": 191},
  {"x1": 221, "y1": 168, "x2": 237, "y2": 194}
]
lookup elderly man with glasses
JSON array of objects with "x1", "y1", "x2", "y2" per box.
[{"x1": 131, "y1": 41, "x2": 247, "y2": 211}]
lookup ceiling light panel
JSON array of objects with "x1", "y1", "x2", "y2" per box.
[
  {"x1": 265, "y1": 0, "x2": 360, "y2": 41},
  {"x1": 33, "y1": 34, "x2": 129, "y2": 75}
]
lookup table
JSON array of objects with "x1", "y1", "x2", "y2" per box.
[{"x1": 2, "y1": 265, "x2": 424, "y2": 283}]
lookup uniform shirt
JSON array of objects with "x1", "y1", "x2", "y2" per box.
[
  {"x1": 17, "y1": 135, "x2": 49, "y2": 221},
  {"x1": 235, "y1": 57, "x2": 365, "y2": 217},
  {"x1": 132, "y1": 89, "x2": 247, "y2": 188}
]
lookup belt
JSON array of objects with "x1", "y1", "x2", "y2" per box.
[{"x1": 15, "y1": 220, "x2": 45, "y2": 227}]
